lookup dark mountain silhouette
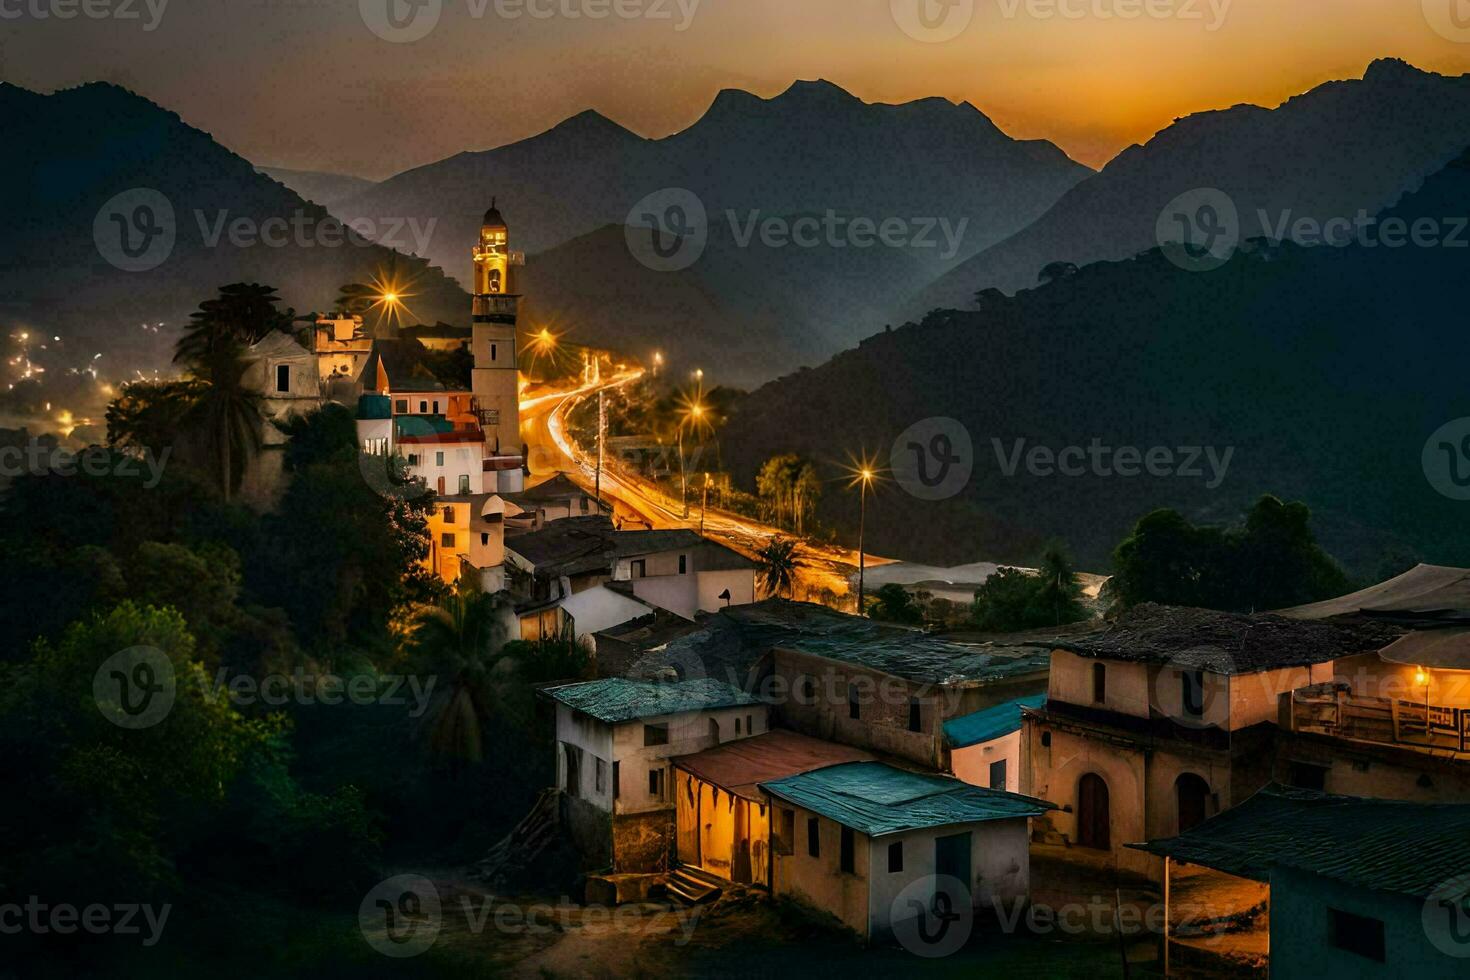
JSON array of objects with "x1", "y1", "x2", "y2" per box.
[
  {"x1": 334, "y1": 80, "x2": 1090, "y2": 376},
  {"x1": 0, "y1": 82, "x2": 467, "y2": 378},
  {"x1": 260, "y1": 167, "x2": 377, "y2": 208},
  {"x1": 912, "y1": 59, "x2": 1470, "y2": 313},
  {"x1": 720, "y1": 145, "x2": 1470, "y2": 580},
  {"x1": 520, "y1": 217, "x2": 929, "y2": 386}
]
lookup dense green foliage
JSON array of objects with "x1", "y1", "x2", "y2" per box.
[
  {"x1": 1109, "y1": 495, "x2": 1350, "y2": 613},
  {"x1": 970, "y1": 545, "x2": 1090, "y2": 632}
]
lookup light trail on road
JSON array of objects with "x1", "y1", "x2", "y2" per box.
[{"x1": 519, "y1": 370, "x2": 888, "y2": 604}]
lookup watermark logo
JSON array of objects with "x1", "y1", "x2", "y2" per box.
[
  {"x1": 0, "y1": 0, "x2": 169, "y2": 30},
  {"x1": 93, "y1": 646, "x2": 176, "y2": 730},
  {"x1": 990, "y1": 438, "x2": 1234, "y2": 488},
  {"x1": 625, "y1": 189, "x2": 708, "y2": 272},
  {"x1": 1424, "y1": 874, "x2": 1470, "y2": 957},
  {"x1": 0, "y1": 441, "x2": 170, "y2": 488},
  {"x1": 360, "y1": 875, "x2": 442, "y2": 958},
  {"x1": 1423, "y1": 418, "x2": 1470, "y2": 501},
  {"x1": 1152, "y1": 650, "x2": 1234, "y2": 729},
  {"x1": 94, "y1": 189, "x2": 175, "y2": 273},
  {"x1": 1424, "y1": 0, "x2": 1470, "y2": 43},
  {"x1": 891, "y1": 0, "x2": 975, "y2": 43},
  {"x1": 1156, "y1": 188, "x2": 1239, "y2": 273},
  {"x1": 360, "y1": 0, "x2": 442, "y2": 42},
  {"x1": 891, "y1": 418, "x2": 973, "y2": 501},
  {"x1": 1254, "y1": 209, "x2": 1469, "y2": 250},
  {"x1": 891, "y1": 874, "x2": 973, "y2": 957}
]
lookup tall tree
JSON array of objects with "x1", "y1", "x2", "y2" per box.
[
  {"x1": 408, "y1": 578, "x2": 514, "y2": 764},
  {"x1": 756, "y1": 536, "x2": 801, "y2": 599}
]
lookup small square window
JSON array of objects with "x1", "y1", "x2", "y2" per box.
[
  {"x1": 776, "y1": 809, "x2": 795, "y2": 855},
  {"x1": 888, "y1": 841, "x2": 904, "y2": 873},
  {"x1": 440, "y1": 533, "x2": 455, "y2": 549},
  {"x1": 644, "y1": 723, "x2": 669, "y2": 747},
  {"x1": 1330, "y1": 909, "x2": 1385, "y2": 962},
  {"x1": 395, "y1": 399, "x2": 408, "y2": 413}
]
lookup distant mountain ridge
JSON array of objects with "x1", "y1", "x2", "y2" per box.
[
  {"x1": 0, "y1": 82, "x2": 467, "y2": 376},
  {"x1": 720, "y1": 143, "x2": 1470, "y2": 579},
  {"x1": 911, "y1": 58, "x2": 1470, "y2": 313},
  {"x1": 260, "y1": 167, "x2": 377, "y2": 208}
]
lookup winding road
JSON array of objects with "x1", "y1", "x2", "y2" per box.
[{"x1": 518, "y1": 370, "x2": 887, "y2": 603}]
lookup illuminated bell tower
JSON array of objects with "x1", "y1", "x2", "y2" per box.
[{"x1": 471, "y1": 200, "x2": 521, "y2": 455}]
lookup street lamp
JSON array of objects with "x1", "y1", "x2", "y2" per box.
[
  {"x1": 847, "y1": 464, "x2": 877, "y2": 615},
  {"x1": 677, "y1": 401, "x2": 707, "y2": 519}
]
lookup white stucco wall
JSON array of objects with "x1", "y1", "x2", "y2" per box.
[
  {"x1": 554, "y1": 703, "x2": 616, "y2": 812},
  {"x1": 560, "y1": 586, "x2": 654, "y2": 647},
  {"x1": 1270, "y1": 866, "x2": 1458, "y2": 979},
  {"x1": 698, "y1": 568, "x2": 756, "y2": 613},
  {"x1": 871, "y1": 818, "x2": 1031, "y2": 942},
  {"x1": 607, "y1": 704, "x2": 769, "y2": 816}
]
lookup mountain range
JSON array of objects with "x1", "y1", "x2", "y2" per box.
[
  {"x1": 0, "y1": 82, "x2": 469, "y2": 382},
  {"x1": 912, "y1": 58, "x2": 1470, "y2": 311},
  {"x1": 719, "y1": 143, "x2": 1470, "y2": 580}
]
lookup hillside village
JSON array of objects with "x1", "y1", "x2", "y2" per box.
[{"x1": 223, "y1": 207, "x2": 1470, "y2": 976}]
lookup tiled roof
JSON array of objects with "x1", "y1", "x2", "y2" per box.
[
  {"x1": 620, "y1": 599, "x2": 1051, "y2": 688},
  {"x1": 943, "y1": 694, "x2": 1048, "y2": 749},
  {"x1": 1054, "y1": 604, "x2": 1401, "y2": 675},
  {"x1": 544, "y1": 677, "x2": 762, "y2": 725},
  {"x1": 761, "y1": 761, "x2": 1053, "y2": 837},
  {"x1": 1129, "y1": 784, "x2": 1470, "y2": 898}
]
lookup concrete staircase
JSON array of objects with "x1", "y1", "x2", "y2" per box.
[{"x1": 663, "y1": 864, "x2": 723, "y2": 905}]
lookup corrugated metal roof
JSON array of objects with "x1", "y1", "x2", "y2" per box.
[
  {"x1": 675, "y1": 730, "x2": 874, "y2": 801},
  {"x1": 760, "y1": 761, "x2": 1053, "y2": 837},
  {"x1": 545, "y1": 677, "x2": 762, "y2": 724},
  {"x1": 1378, "y1": 627, "x2": 1470, "y2": 669},
  {"x1": 1129, "y1": 784, "x2": 1470, "y2": 899},
  {"x1": 943, "y1": 694, "x2": 1048, "y2": 749},
  {"x1": 1277, "y1": 564, "x2": 1470, "y2": 624}
]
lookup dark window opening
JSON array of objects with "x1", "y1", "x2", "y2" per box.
[
  {"x1": 275, "y1": 364, "x2": 290, "y2": 393},
  {"x1": 1041, "y1": 731, "x2": 1052, "y2": 748},
  {"x1": 678, "y1": 555, "x2": 687, "y2": 575},
  {"x1": 1330, "y1": 909, "x2": 1385, "y2": 962},
  {"x1": 989, "y1": 759, "x2": 1008, "y2": 790},
  {"x1": 848, "y1": 686, "x2": 861, "y2": 720},
  {"x1": 1093, "y1": 663, "x2": 1107, "y2": 704},
  {"x1": 840, "y1": 826, "x2": 855, "y2": 874},
  {"x1": 648, "y1": 768, "x2": 665, "y2": 800},
  {"x1": 887, "y1": 841, "x2": 903, "y2": 873},
  {"x1": 1289, "y1": 762, "x2": 1328, "y2": 792},
  {"x1": 1182, "y1": 669, "x2": 1206, "y2": 717},
  {"x1": 908, "y1": 698, "x2": 922, "y2": 733},
  {"x1": 777, "y1": 809, "x2": 794, "y2": 855},
  {"x1": 807, "y1": 817, "x2": 820, "y2": 857},
  {"x1": 613, "y1": 761, "x2": 620, "y2": 799},
  {"x1": 644, "y1": 723, "x2": 669, "y2": 747}
]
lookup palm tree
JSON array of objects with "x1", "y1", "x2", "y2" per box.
[
  {"x1": 756, "y1": 536, "x2": 801, "y2": 599},
  {"x1": 408, "y1": 578, "x2": 514, "y2": 764},
  {"x1": 184, "y1": 342, "x2": 263, "y2": 502},
  {"x1": 175, "y1": 283, "x2": 292, "y2": 367}
]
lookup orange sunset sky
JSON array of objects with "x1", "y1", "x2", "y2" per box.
[{"x1": 5, "y1": 0, "x2": 1470, "y2": 177}]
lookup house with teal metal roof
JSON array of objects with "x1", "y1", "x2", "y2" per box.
[
  {"x1": 943, "y1": 694, "x2": 1047, "y2": 793},
  {"x1": 1132, "y1": 785, "x2": 1470, "y2": 978},
  {"x1": 546, "y1": 678, "x2": 771, "y2": 874},
  {"x1": 759, "y1": 760, "x2": 1054, "y2": 946}
]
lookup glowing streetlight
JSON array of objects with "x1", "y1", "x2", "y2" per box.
[
  {"x1": 846, "y1": 458, "x2": 881, "y2": 615},
  {"x1": 676, "y1": 395, "x2": 711, "y2": 519}
]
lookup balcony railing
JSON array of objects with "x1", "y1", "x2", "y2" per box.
[{"x1": 1288, "y1": 683, "x2": 1470, "y2": 754}]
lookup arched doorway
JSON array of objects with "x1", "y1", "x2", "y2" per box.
[
  {"x1": 1077, "y1": 773, "x2": 1111, "y2": 851},
  {"x1": 1176, "y1": 773, "x2": 1211, "y2": 833}
]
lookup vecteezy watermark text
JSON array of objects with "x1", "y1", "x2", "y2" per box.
[
  {"x1": 0, "y1": 0, "x2": 168, "y2": 30},
  {"x1": 0, "y1": 898, "x2": 171, "y2": 947},
  {"x1": 727, "y1": 210, "x2": 970, "y2": 261},
  {"x1": 991, "y1": 438, "x2": 1234, "y2": 489},
  {"x1": 358, "y1": 0, "x2": 700, "y2": 44},
  {"x1": 0, "y1": 442, "x2": 170, "y2": 489}
]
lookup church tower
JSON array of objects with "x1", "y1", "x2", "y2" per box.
[{"x1": 471, "y1": 200, "x2": 521, "y2": 456}]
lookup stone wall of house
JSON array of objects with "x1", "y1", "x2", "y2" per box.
[
  {"x1": 612, "y1": 810, "x2": 674, "y2": 874},
  {"x1": 561, "y1": 792, "x2": 612, "y2": 870}
]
